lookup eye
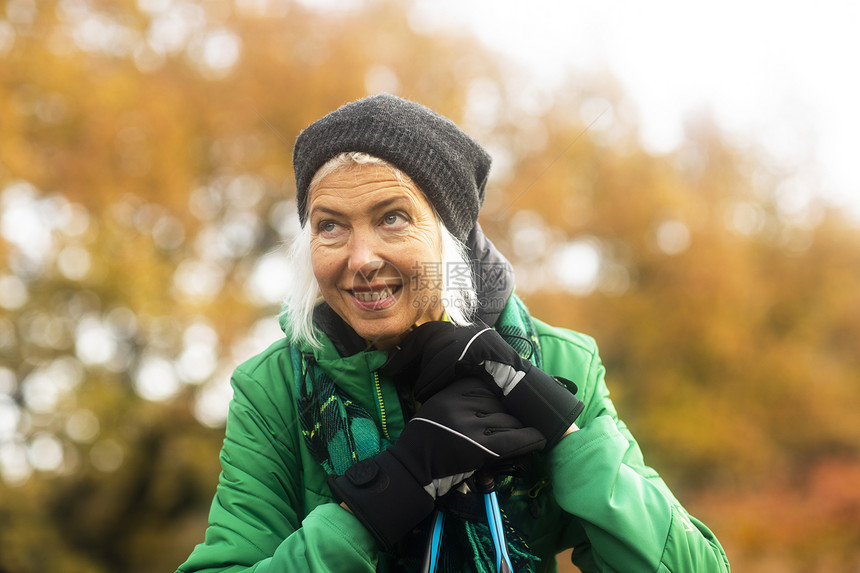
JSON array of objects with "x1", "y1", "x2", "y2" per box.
[
  {"x1": 381, "y1": 211, "x2": 408, "y2": 227},
  {"x1": 317, "y1": 220, "x2": 343, "y2": 237}
]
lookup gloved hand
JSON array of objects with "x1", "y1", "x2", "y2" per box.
[
  {"x1": 384, "y1": 321, "x2": 585, "y2": 446},
  {"x1": 328, "y1": 377, "x2": 546, "y2": 551}
]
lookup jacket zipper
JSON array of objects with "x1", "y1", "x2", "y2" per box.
[{"x1": 372, "y1": 370, "x2": 390, "y2": 441}]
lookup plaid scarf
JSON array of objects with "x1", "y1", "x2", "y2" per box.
[{"x1": 292, "y1": 295, "x2": 543, "y2": 572}]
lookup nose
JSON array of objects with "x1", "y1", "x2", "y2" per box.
[{"x1": 347, "y1": 227, "x2": 384, "y2": 276}]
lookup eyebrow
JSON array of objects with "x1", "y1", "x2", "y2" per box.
[
  {"x1": 309, "y1": 196, "x2": 410, "y2": 218},
  {"x1": 309, "y1": 205, "x2": 345, "y2": 218}
]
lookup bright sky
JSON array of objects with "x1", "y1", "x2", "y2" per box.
[{"x1": 412, "y1": 0, "x2": 860, "y2": 220}]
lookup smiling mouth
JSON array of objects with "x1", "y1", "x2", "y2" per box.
[
  {"x1": 351, "y1": 287, "x2": 397, "y2": 301},
  {"x1": 348, "y1": 285, "x2": 401, "y2": 309}
]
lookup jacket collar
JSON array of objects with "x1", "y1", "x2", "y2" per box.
[{"x1": 312, "y1": 303, "x2": 369, "y2": 357}]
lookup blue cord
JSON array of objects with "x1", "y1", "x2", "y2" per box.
[
  {"x1": 484, "y1": 489, "x2": 514, "y2": 573},
  {"x1": 421, "y1": 510, "x2": 445, "y2": 573},
  {"x1": 424, "y1": 482, "x2": 514, "y2": 573}
]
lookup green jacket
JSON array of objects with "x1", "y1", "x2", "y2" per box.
[{"x1": 177, "y1": 312, "x2": 729, "y2": 572}]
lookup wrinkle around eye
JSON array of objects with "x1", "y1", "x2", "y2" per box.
[
  {"x1": 314, "y1": 221, "x2": 349, "y2": 243},
  {"x1": 383, "y1": 213, "x2": 406, "y2": 226},
  {"x1": 379, "y1": 217, "x2": 410, "y2": 235},
  {"x1": 320, "y1": 220, "x2": 339, "y2": 233}
]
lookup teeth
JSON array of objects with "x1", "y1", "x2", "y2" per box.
[{"x1": 353, "y1": 288, "x2": 393, "y2": 302}]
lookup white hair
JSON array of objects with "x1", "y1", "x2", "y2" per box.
[{"x1": 280, "y1": 152, "x2": 477, "y2": 348}]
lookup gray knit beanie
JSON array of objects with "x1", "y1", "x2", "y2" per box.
[{"x1": 292, "y1": 94, "x2": 492, "y2": 241}]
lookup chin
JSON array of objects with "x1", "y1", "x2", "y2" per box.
[{"x1": 354, "y1": 324, "x2": 405, "y2": 347}]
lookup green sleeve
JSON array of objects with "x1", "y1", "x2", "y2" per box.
[
  {"x1": 539, "y1": 329, "x2": 730, "y2": 572},
  {"x1": 176, "y1": 350, "x2": 379, "y2": 573}
]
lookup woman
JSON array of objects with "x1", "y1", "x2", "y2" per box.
[{"x1": 177, "y1": 94, "x2": 730, "y2": 572}]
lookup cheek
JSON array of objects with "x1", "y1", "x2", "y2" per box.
[
  {"x1": 399, "y1": 234, "x2": 443, "y2": 291},
  {"x1": 406, "y1": 222, "x2": 442, "y2": 258},
  {"x1": 310, "y1": 247, "x2": 337, "y2": 287}
]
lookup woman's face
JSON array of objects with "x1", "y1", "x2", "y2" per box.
[{"x1": 308, "y1": 163, "x2": 444, "y2": 349}]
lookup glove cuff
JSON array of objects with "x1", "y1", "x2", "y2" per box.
[
  {"x1": 504, "y1": 367, "x2": 585, "y2": 446},
  {"x1": 328, "y1": 451, "x2": 435, "y2": 552}
]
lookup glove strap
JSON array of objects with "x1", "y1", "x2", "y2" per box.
[
  {"x1": 328, "y1": 451, "x2": 435, "y2": 552},
  {"x1": 504, "y1": 369, "x2": 584, "y2": 446}
]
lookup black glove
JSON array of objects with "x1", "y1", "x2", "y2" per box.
[
  {"x1": 328, "y1": 377, "x2": 546, "y2": 551},
  {"x1": 384, "y1": 321, "x2": 585, "y2": 446}
]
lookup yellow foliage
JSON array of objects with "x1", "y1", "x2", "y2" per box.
[{"x1": 1, "y1": 1, "x2": 859, "y2": 571}]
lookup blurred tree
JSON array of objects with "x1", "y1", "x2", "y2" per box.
[
  {"x1": 0, "y1": 0, "x2": 520, "y2": 570},
  {"x1": 500, "y1": 102, "x2": 860, "y2": 569},
  {"x1": 1, "y1": 0, "x2": 859, "y2": 572}
]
